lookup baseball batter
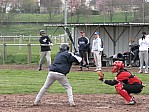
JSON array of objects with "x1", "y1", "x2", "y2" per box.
[{"x1": 33, "y1": 44, "x2": 82, "y2": 107}]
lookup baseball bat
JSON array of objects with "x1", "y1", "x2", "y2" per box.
[{"x1": 64, "y1": 27, "x2": 78, "y2": 52}]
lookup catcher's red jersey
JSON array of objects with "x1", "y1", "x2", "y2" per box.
[{"x1": 115, "y1": 71, "x2": 142, "y2": 85}]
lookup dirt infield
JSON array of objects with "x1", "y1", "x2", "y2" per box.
[
  {"x1": 0, "y1": 65, "x2": 147, "y2": 112},
  {"x1": 0, "y1": 64, "x2": 140, "y2": 73},
  {"x1": 0, "y1": 94, "x2": 149, "y2": 112}
]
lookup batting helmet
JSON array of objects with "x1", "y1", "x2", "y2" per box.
[
  {"x1": 40, "y1": 30, "x2": 46, "y2": 35},
  {"x1": 60, "y1": 44, "x2": 69, "y2": 52},
  {"x1": 112, "y1": 61, "x2": 124, "y2": 73}
]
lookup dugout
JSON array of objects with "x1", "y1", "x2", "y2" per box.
[{"x1": 44, "y1": 23, "x2": 149, "y2": 66}]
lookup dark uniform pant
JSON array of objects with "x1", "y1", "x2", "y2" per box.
[{"x1": 79, "y1": 51, "x2": 89, "y2": 67}]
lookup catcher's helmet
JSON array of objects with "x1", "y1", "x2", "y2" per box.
[
  {"x1": 40, "y1": 30, "x2": 46, "y2": 35},
  {"x1": 60, "y1": 44, "x2": 69, "y2": 52},
  {"x1": 112, "y1": 61, "x2": 124, "y2": 73}
]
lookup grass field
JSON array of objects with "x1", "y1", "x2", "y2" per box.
[
  {"x1": 0, "y1": 13, "x2": 133, "y2": 36},
  {"x1": 9, "y1": 13, "x2": 133, "y2": 23},
  {"x1": 0, "y1": 69, "x2": 148, "y2": 95}
]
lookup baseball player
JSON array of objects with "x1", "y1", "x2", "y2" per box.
[
  {"x1": 78, "y1": 31, "x2": 90, "y2": 71},
  {"x1": 37, "y1": 30, "x2": 53, "y2": 71},
  {"x1": 99, "y1": 61, "x2": 144, "y2": 105},
  {"x1": 33, "y1": 44, "x2": 82, "y2": 107},
  {"x1": 91, "y1": 32, "x2": 104, "y2": 71}
]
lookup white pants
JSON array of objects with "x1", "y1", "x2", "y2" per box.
[
  {"x1": 139, "y1": 50, "x2": 148, "y2": 72},
  {"x1": 35, "y1": 72, "x2": 74, "y2": 103},
  {"x1": 39, "y1": 51, "x2": 51, "y2": 67},
  {"x1": 93, "y1": 51, "x2": 102, "y2": 70}
]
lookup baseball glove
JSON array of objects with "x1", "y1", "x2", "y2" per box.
[{"x1": 97, "y1": 71, "x2": 104, "y2": 81}]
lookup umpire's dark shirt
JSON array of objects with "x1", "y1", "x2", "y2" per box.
[
  {"x1": 39, "y1": 36, "x2": 52, "y2": 52},
  {"x1": 49, "y1": 51, "x2": 78, "y2": 75}
]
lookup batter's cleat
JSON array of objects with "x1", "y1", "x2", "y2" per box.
[
  {"x1": 125, "y1": 100, "x2": 136, "y2": 105},
  {"x1": 69, "y1": 101, "x2": 76, "y2": 107},
  {"x1": 33, "y1": 100, "x2": 40, "y2": 106}
]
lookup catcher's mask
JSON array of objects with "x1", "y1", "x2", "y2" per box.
[
  {"x1": 40, "y1": 30, "x2": 46, "y2": 35},
  {"x1": 60, "y1": 44, "x2": 69, "y2": 52},
  {"x1": 112, "y1": 61, "x2": 124, "y2": 73}
]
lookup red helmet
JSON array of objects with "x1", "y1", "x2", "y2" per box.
[{"x1": 112, "y1": 61, "x2": 124, "y2": 73}]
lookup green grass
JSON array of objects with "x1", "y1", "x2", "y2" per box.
[
  {"x1": 0, "y1": 69, "x2": 148, "y2": 94},
  {"x1": 0, "y1": 13, "x2": 134, "y2": 35},
  {"x1": 9, "y1": 13, "x2": 133, "y2": 23},
  {"x1": 0, "y1": 24, "x2": 65, "y2": 35}
]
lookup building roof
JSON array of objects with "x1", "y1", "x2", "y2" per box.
[{"x1": 44, "y1": 23, "x2": 149, "y2": 27}]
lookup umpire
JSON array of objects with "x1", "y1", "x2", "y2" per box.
[{"x1": 78, "y1": 31, "x2": 90, "y2": 71}]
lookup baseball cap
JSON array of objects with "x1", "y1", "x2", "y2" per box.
[
  {"x1": 40, "y1": 30, "x2": 46, "y2": 34},
  {"x1": 94, "y1": 32, "x2": 99, "y2": 35}
]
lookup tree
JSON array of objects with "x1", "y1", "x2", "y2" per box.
[
  {"x1": 104, "y1": 0, "x2": 114, "y2": 22},
  {"x1": 39, "y1": 0, "x2": 62, "y2": 22},
  {"x1": 0, "y1": 0, "x2": 18, "y2": 28},
  {"x1": 47, "y1": 0, "x2": 62, "y2": 22},
  {"x1": 67, "y1": 0, "x2": 92, "y2": 23},
  {"x1": 98, "y1": 0, "x2": 144, "y2": 22},
  {"x1": 21, "y1": 0, "x2": 37, "y2": 13}
]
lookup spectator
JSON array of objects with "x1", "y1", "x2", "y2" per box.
[
  {"x1": 129, "y1": 44, "x2": 139, "y2": 67},
  {"x1": 91, "y1": 32, "x2": 104, "y2": 71},
  {"x1": 37, "y1": 30, "x2": 53, "y2": 71},
  {"x1": 138, "y1": 32, "x2": 149, "y2": 73},
  {"x1": 78, "y1": 31, "x2": 90, "y2": 71}
]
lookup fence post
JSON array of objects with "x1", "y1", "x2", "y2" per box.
[
  {"x1": 54, "y1": 36, "x2": 56, "y2": 43},
  {"x1": 3, "y1": 43, "x2": 7, "y2": 64},
  {"x1": 14, "y1": 36, "x2": 16, "y2": 43},
  {"x1": 27, "y1": 44, "x2": 31, "y2": 64},
  {"x1": 29, "y1": 35, "x2": 31, "y2": 43},
  {"x1": 59, "y1": 35, "x2": 61, "y2": 43},
  {"x1": 19, "y1": 35, "x2": 22, "y2": 50}
]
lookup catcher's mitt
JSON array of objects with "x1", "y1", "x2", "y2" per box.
[{"x1": 97, "y1": 71, "x2": 104, "y2": 81}]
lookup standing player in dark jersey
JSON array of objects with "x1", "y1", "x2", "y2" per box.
[
  {"x1": 37, "y1": 30, "x2": 53, "y2": 71},
  {"x1": 78, "y1": 31, "x2": 90, "y2": 71},
  {"x1": 33, "y1": 44, "x2": 82, "y2": 107},
  {"x1": 99, "y1": 61, "x2": 144, "y2": 105}
]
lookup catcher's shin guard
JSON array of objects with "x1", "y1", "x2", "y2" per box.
[{"x1": 115, "y1": 83, "x2": 132, "y2": 102}]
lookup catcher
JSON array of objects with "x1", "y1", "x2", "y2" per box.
[{"x1": 98, "y1": 61, "x2": 145, "y2": 105}]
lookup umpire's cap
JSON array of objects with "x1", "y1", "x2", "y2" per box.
[{"x1": 60, "y1": 44, "x2": 69, "y2": 52}]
